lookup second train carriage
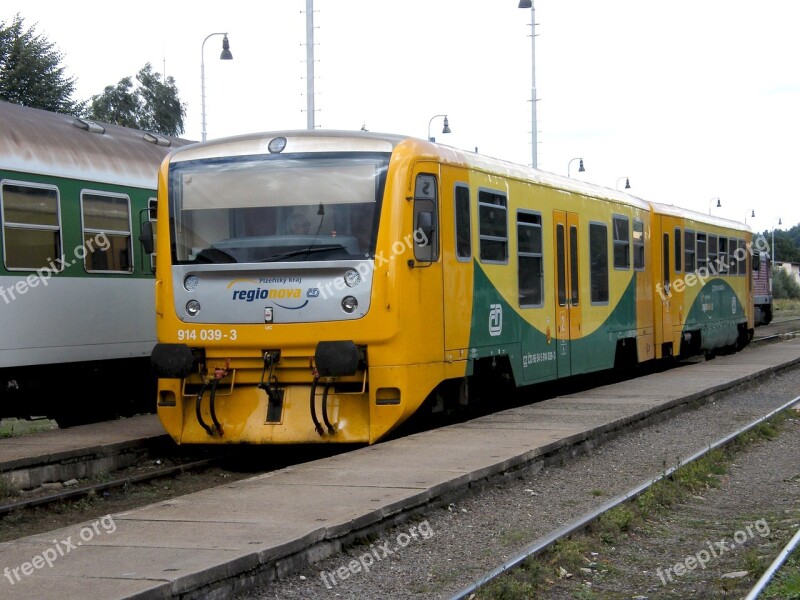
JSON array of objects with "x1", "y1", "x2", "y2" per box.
[
  {"x1": 149, "y1": 130, "x2": 754, "y2": 445},
  {"x1": 0, "y1": 101, "x2": 192, "y2": 424},
  {"x1": 752, "y1": 250, "x2": 773, "y2": 326}
]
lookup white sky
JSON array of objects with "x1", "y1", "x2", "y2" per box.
[{"x1": 8, "y1": 1, "x2": 800, "y2": 236}]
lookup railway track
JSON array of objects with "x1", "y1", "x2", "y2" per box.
[
  {"x1": 0, "y1": 454, "x2": 230, "y2": 517},
  {"x1": 448, "y1": 395, "x2": 800, "y2": 600}
]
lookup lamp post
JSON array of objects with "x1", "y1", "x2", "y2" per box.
[
  {"x1": 708, "y1": 197, "x2": 721, "y2": 215},
  {"x1": 200, "y1": 32, "x2": 233, "y2": 142},
  {"x1": 567, "y1": 158, "x2": 584, "y2": 178},
  {"x1": 616, "y1": 177, "x2": 630, "y2": 190},
  {"x1": 518, "y1": 0, "x2": 537, "y2": 168},
  {"x1": 772, "y1": 217, "x2": 782, "y2": 263},
  {"x1": 745, "y1": 209, "x2": 755, "y2": 225},
  {"x1": 428, "y1": 115, "x2": 451, "y2": 142}
]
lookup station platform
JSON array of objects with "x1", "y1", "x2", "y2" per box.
[
  {"x1": 2, "y1": 340, "x2": 800, "y2": 599},
  {"x1": 0, "y1": 414, "x2": 167, "y2": 490}
]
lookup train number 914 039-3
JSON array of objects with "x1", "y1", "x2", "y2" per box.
[{"x1": 177, "y1": 329, "x2": 237, "y2": 341}]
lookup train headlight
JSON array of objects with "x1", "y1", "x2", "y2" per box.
[
  {"x1": 344, "y1": 269, "x2": 361, "y2": 287},
  {"x1": 186, "y1": 300, "x2": 201, "y2": 317},
  {"x1": 341, "y1": 296, "x2": 358, "y2": 313},
  {"x1": 183, "y1": 274, "x2": 199, "y2": 292}
]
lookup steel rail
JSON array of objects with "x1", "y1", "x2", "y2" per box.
[
  {"x1": 743, "y1": 526, "x2": 800, "y2": 600},
  {"x1": 448, "y1": 394, "x2": 800, "y2": 600},
  {"x1": 0, "y1": 455, "x2": 230, "y2": 516}
]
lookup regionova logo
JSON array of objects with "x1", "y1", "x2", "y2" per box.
[{"x1": 227, "y1": 278, "x2": 309, "y2": 309}]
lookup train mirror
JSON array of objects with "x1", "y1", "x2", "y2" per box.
[{"x1": 140, "y1": 221, "x2": 155, "y2": 254}]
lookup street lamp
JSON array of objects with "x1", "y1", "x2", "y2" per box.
[
  {"x1": 200, "y1": 32, "x2": 233, "y2": 142},
  {"x1": 772, "y1": 217, "x2": 782, "y2": 263},
  {"x1": 708, "y1": 197, "x2": 721, "y2": 215},
  {"x1": 428, "y1": 115, "x2": 451, "y2": 142},
  {"x1": 518, "y1": 0, "x2": 537, "y2": 168},
  {"x1": 616, "y1": 177, "x2": 630, "y2": 190},
  {"x1": 567, "y1": 158, "x2": 584, "y2": 178},
  {"x1": 745, "y1": 209, "x2": 755, "y2": 225}
]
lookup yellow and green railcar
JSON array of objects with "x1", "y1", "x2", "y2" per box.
[{"x1": 150, "y1": 131, "x2": 752, "y2": 445}]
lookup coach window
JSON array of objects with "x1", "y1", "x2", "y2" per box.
[
  {"x1": 612, "y1": 215, "x2": 630, "y2": 269},
  {"x1": 454, "y1": 184, "x2": 471, "y2": 261},
  {"x1": 728, "y1": 238, "x2": 738, "y2": 275},
  {"x1": 81, "y1": 191, "x2": 133, "y2": 272},
  {"x1": 737, "y1": 239, "x2": 747, "y2": 276},
  {"x1": 589, "y1": 222, "x2": 609, "y2": 304},
  {"x1": 718, "y1": 237, "x2": 729, "y2": 274},
  {"x1": 1, "y1": 182, "x2": 62, "y2": 271},
  {"x1": 708, "y1": 235, "x2": 718, "y2": 274},
  {"x1": 478, "y1": 189, "x2": 508, "y2": 263},
  {"x1": 413, "y1": 174, "x2": 439, "y2": 262},
  {"x1": 674, "y1": 227, "x2": 682, "y2": 273},
  {"x1": 684, "y1": 229, "x2": 696, "y2": 273},
  {"x1": 633, "y1": 218, "x2": 645, "y2": 270},
  {"x1": 696, "y1": 233, "x2": 707, "y2": 272},
  {"x1": 517, "y1": 211, "x2": 543, "y2": 307}
]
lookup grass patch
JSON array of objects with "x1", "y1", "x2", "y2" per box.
[{"x1": 0, "y1": 418, "x2": 58, "y2": 438}]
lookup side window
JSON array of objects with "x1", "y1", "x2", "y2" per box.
[
  {"x1": 589, "y1": 223, "x2": 609, "y2": 304},
  {"x1": 674, "y1": 227, "x2": 682, "y2": 273},
  {"x1": 612, "y1": 215, "x2": 630, "y2": 269},
  {"x1": 696, "y1": 233, "x2": 707, "y2": 272},
  {"x1": 718, "y1": 237, "x2": 729, "y2": 274},
  {"x1": 708, "y1": 235, "x2": 718, "y2": 274},
  {"x1": 633, "y1": 218, "x2": 645, "y2": 270},
  {"x1": 147, "y1": 197, "x2": 157, "y2": 272},
  {"x1": 454, "y1": 184, "x2": 471, "y2": 261},
  {"x1": 413, "y1": 174, "x2": 439, "y2": 263},
  {"x1": 478, "y1": 189, "x2": 508, "y2": 263},
  {"x1": 81, "y1": 191, "x2": 133, "y2": 272},
  {"x1": 737, "y1": 239, "x2": 747, "y2": 276},
  {"x1": 684, "y1": 229, "x2": 696, "y2": 273},
  {"x1": 1, "y1": 181, "x2": 62, "y2": 271},
  {"x1": 517, "y1": 211, "x2": 543, "y2": 307},
  {"x1": 728, "y1": 237, "x2": 738, "y2": 276}
]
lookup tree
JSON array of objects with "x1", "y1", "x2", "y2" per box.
[
  {"x1": 0, "y1": 14, "x2": 82, "y2": 114},
  {"x1": 86, "y1": 63, "x2": 186, "y2": 136},
  {"x1": 772, "y1": 267, "x2": 800, "y2": 300}
]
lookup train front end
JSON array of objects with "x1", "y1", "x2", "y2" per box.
[{"x1": 151, "y1": 132, "x2": 417, "y2": 444}]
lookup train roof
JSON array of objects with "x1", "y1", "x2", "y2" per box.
[
  {"x1": 166, "y1": 129, "x2": 749, "y2": 231},
  {"x1": 170, "y1": 129, "x2": 653, "y2": 211},
  {"x1": 649, "y1": 201, "x2": 750, "y2": 232},
  {"x1": 0, "y1": 101, "x2": 195, "y2": 190}
]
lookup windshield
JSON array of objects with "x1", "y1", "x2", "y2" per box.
[{"x1": 168, "y1": 152, "x2": 389, "y2": 264}]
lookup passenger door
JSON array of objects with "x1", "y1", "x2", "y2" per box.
[{"x1": 553, "y1": 210, "x2": 581, "y2": 376}]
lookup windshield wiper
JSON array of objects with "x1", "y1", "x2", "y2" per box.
[
  {"x1": 193, "y1": 247, "x2": 238, "y2": 263},
  {"x1": 258, "y1": 244, "x2": 345, "y2": 262}
]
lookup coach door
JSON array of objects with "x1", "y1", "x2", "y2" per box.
[
  {"x1": 659, "y1": 221, "x2": 676, "y2": 358},
  {"x1": 553, "y1": 211, "x2": 582, "y2": 377}
]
